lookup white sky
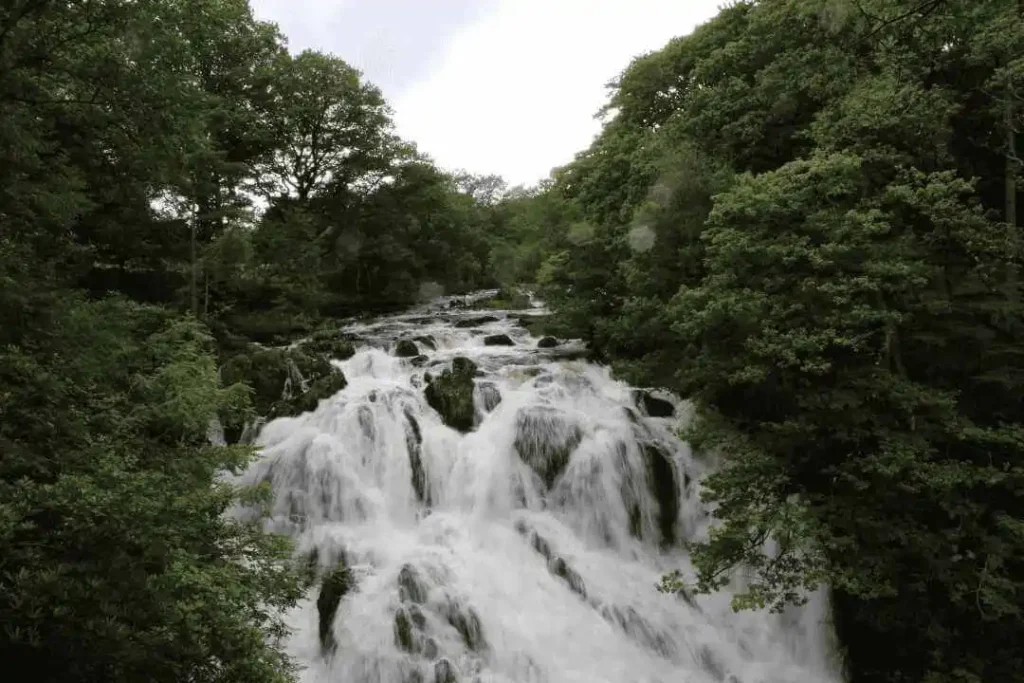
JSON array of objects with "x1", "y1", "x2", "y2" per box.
[{"x1": 251, "y1": 0, "x2": 724, "y2": 187}]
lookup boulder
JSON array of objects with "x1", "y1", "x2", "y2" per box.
[
  {"x1": 454, "y1": 315, "x2": 499, "y2": 328},
  {"x1": 404, "y1": 412, "x2": 429, "y2": 504},
  {"x1": 288, "y1": 370, "x2": 348, "y2": 415},
  {"x1": 411, "y1": 354, "x2": 429, "y2": 367},
  {"x1": 413, "y1": 335, "x2": 437, "y2": 350},
  {"x1": 317, "y1": 562, "x2": 353, "y2": 653},
  {"x1": 548, "y1": 556, "x2": 587, "y2": 599},
  {"x1": 424, "y1": 357, "x2": 478, "y2": 432},
  {"x1": 397, "y1": 563, "x2": 429, "y2": 605},
  {"x1": 440, "y1": 598, "x2": 487, "y2": 652},
  {"x1": 219, "y1": 345, "x2": 347, "y2": 426},
  {"x1": 513, "y1": 406, "x2": 583, "y2": 488},
  {"x1": 452, "y1": 356, "x2": 477, "y2": 375},
  {"x1": 642, "y1": 443, "x2": 679, "y2": 546},
  {"x1": 394, "y1": 607, "x2": 416, "y2": 652},
  {"x1": 537, "y1": 336, "x2": 560, "y2": 348},
  {"x1": 634, "y1": 389, "x2": 675, "y2": 418},
  {"x1": 483, "y1": 333, "x2": 515, "y2": 346},
  {"x1": 395, "y1": 339, "x2": 420, "y2": 357},
  {"x1": 434, "y1": 658, "x2": 460, "y2": 683},
  {"x1": 301, "y1": 329, "x2": 357, "y2": 360},
  {"x1": 476, "y1": 382, "x2": 502, "y2": 413}
]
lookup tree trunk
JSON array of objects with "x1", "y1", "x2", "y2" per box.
[
  {"x1": 1009, "y1": 0, "x2": 1022, "y2": 304},
  {"x1": 1007, "y1": 97, "x2": 1018, "y2": 304},
  {"x1": 190, "y1": 215, "x2": 198, "y2": 316}
]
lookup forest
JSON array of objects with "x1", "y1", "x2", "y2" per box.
[{"x1": 1, "y1": 1, "x2": 1022, "y2": 682}]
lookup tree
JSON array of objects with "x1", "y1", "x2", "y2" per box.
[
  {"x1": 256, "y1": 50, "x2": 397, "y2": 202},
  {"x1": 0, "y1": 298, "x2": 303, "y2": 683},
  {"x1": 531, "y1": 1, "x2": 1024, "y2": 681}
]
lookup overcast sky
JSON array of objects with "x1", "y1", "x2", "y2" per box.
[{"x1": 251, "y1": 0, "x2": 723, "y2": 187}]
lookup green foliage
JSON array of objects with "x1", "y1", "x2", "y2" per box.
[
  {"x1": 483, "y1": 285, "x2": 532, "y2": 310},
  {"x1": 0, "y1": 297, "x2": 303, "y2": 682},
  {"x1": 0, "y1": 0, "x2": 505, "y2": 678},
  {"x1": 528, "y1": 1, "x2": 1024, "y2": 681},
  {"x1": 219, "y1": 345, "x2": 347, "y2": 421}
]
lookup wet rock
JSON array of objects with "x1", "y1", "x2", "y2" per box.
[
  {"x1": 483, "y1": 333, "x2": 515, "y2": 346},
  {"x1": 441, "y1": 599, "x2": 487, "y2": 652},
  {"x1": 412, "y1": 354, "x2": 430, "y2": 367},
  {"x1": 476, "y1": 382, "x2": 502, "y2": 413},
  {"x1": 296, "y1": 547, "x2": 322, "y2": 590},
  {"x1": 395, "y1": 607, "x2": 416, "y2": 652},
  {"x1": 452, "y1": 357, "x2": 477, "y2": 375},
  {"x1": 404, "y1": 412, "x2": 430, "y2": 505},
  {"x1": 317, "y1": 562, "x2": 353, "y2": 653},
  {"x1": 413, "y1": 335, "x2": 438, "y2": 350},
  {"x1": 602, "y1": 604, "x2": 673, "y2": 657},
  {"x1": 628, "y1": 503, "x2": 643, "y2": 540},
  {"x1": 434, "y1": 658, "x2": 460, "y2": 683},
  {"x1": 537, "y1": 336, "x2": 560, "y2": 348},
  {"x1": 398, "y1": 564, "x2": 429, "y2": 604},
  {"x1": 634, "y1": 389, "x2": 675, "y2": 418},
  {"x1": 408, "y1": 604, "x2": 427, "y2": 629},
  {"x1": 301, "y1": 330, "x2": 356, "y2": 360},
  {"x1": 422, "y1": 636, "x2": 439, "y2": 659},
  {"x1": 357, "y1": 405, "x2": 376, "y2": 441},
  {"x1": 220, "y1": 345, "x2": 347, "y2": 425},
  {"x1": 395, "y1": 339, "x2": 420, "y2": 357},
  {"x1": 454, "y1": 315, "x2": 498, "y2": 328},
  {"x1": 530, "y1": 531, "x2": 553, "y2": 560},
  {"x1": 697, "y1": 645, "x2": 727, "y2": 682},
  {"x1": 425, "y1": 357, "x2": 477, "y2": 432},
  {"x1": 513, "y1": 406, "x2": 584, "y2": 488},
  {"x1": 548, "y1": 556, "x2": 587, "y2": 599},
  {"x1": 289, "y1": 370, "x2": 348, "y2": 415},
  {"x1": 642, "y1": 444, "x2": 679, "y2": 546}
]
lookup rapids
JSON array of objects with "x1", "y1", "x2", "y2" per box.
[{"x1": 233, "y1": 290, "x2": 842, "y2": 683}]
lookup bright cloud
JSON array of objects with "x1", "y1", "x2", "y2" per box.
[{"x1": 251, "y1": 0, "x2": 724, "y2": 187}]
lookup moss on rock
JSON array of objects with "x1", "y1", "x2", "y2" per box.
[
  {"x1": 287, "y1": 370, "x2": 348, "y2": 415},
  {"x1": 424, "y1": 357, "x2": 477, "y2": 432},
  {"x1": 395, "y1": 339, "x2": 420, "y2": 357},
  {"x1": 483, "y1": 333, "x2": 515, "y2": 346},
  {"x1": 317, "y1": 562, "x2": 353, "y2": 653},
  {"x1": 301, "y1": 333, "x2": 356, "y2": 361},
  {"x1": 394, "y1": 607, "x2": 416, "y2": 652},
  {"x1": 219, "y1": 344, "x2": 347, "y2": 429},
  {"x1": 512, "y1": 406, "x2": 583, "y2": 488},
  {"x1": 642, "y1": 443, "x2": 679, "y2": 547}
]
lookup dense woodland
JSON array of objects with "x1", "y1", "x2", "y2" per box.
[
  {"x1": 1, "y1": 0, "x2": 1022, "y2": 682},
  {"x1": 509, "y1": 1, "x2": 1024, "y2": 682},
  {"x1": 0, "y1": 0, "x2": 503, "y2": 680}
]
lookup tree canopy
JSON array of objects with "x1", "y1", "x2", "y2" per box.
[{"x1": 507, "y1": 1, "x2": 1024, "y2": 681}]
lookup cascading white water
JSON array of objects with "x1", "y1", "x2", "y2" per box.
[{"x1": 234, "y1": 291, "x2": 842, "y2": 683}]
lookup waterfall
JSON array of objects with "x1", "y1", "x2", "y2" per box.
[{"x1": 232, "y1": 291, "x2": 841, "y2": 683}]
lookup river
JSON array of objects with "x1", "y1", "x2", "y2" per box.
[{"x1": 233, "y1": 290, "x2": 841, "y2": 683}]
